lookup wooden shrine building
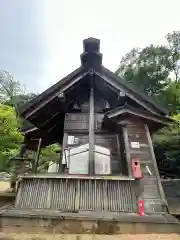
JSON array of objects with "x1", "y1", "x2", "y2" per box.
[{"x1": 6, "y1": 38, "x2": 179, "y2": 226}]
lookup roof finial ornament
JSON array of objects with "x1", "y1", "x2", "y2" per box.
[{"x1": 80, "y1": 38, "x2": 102, "y2": 69}]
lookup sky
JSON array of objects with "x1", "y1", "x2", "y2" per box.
[{"x1": 0, "y1": 0, "x2": 180, "y2": 93}]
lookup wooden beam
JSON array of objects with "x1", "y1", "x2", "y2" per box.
[
  {"x1": 22, "y1": 127, "x2": 38, "y2": 135},
  {"x1": 94, "y1": 77, "x2": 119, "y2": 95},
  {"x1": 89, "y1": 77, "x2": 95, "y2": 175},
  {"x1": 145, "y1": 124, "x2": 169, "y2": 212}
]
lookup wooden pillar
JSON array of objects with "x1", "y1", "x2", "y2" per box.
[
  {"x1": 58, "y1": 133, "x2": 68, "y2": 173},
  {"x1": 35, "y1": 138, "x2": 42, "y2": 173},
  {"x1": 89, "y1": 77, "x2": 95, "y2": 175},
  {"x1": 116, "y1": 134, "x2": 122, "y2": 172},
  {"x1": 122, "y1": 125, "x2": 132, "y2": 177},
  {"x1": 58, "y1": 150, "x2": 63, "y2": 173}
]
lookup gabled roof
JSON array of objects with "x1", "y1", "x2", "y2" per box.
[{"x1": 20, "y1": 38, "x2": 169, "y2": 121}]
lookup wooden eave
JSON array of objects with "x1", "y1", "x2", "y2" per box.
[
  {"x1": 20, "y1": 97, "x2": 65, "y2": 147},
  {"x1": 105, "y1": 104, "x2": 172, "y2": 126}
]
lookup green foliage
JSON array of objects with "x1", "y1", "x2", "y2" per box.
[
  {"x1": 117, "y1": 45, "x2": 172, "y2": 96},
  {"x1": 166, "y1": 31, "x2": 180, "y2": 82},
  {"x1": 5, "y1": 93, "x2": 37, "y2": 110},
  {"x1": 153, "y1": 115, "x2": 180, "y2": 178},
  {"x1": 0, "y1": 70, "x2": 39, "y2": 172},
  {"x1": 155, "y1": 82, "x2": 180, "y2": 113},
  {"x1": 0, "y1": 70, "x2": 37, "y2": 114},
  {"x1": 0, "y1": 104, "x2": 23, "y2": 171},
  {"x1": 38, "y1": 144, "x2": 60, "y2": 172},
  {"x1": 0, "y1": 70, "x2": 24, "y2": 113},
  {"x1": 22, "y1": 144, "x2": 60, "y2": 173}
]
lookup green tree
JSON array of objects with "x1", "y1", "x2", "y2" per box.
[
  {"x1": 5, "y1": 93, "x2": 37, "y2": 110},
  {"x1": 155, "y1": 82, "x2": 180, "y2": 113},
  {"x1": 116, "y1": 45, "x2": 172, "y2": 96},
  {"x1": 0, "y1": 104, "x2": 23, "y2": 171},
  {"x1": 0, "y1": 70, "x2": 37, "y2": 113},
  {"x1": 0, "y1": 71, "x2": 58, "y2": 173},
  {"x1": 0, "y1": 70, "x2": 24, "y2": 112},
  {"x1": 166, "y1": 31, "x2": 180, "y2": 82},
  {"x1": 153, "y1": 114, "x2": 180, "y2": 178}
]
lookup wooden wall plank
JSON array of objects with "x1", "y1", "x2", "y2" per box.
[
  {"x1": 125, "y1": 122, "x2": 167, "y2": 213},
  {"x1": 145, "y1": 124, "x2": 169, "y2": 211}
]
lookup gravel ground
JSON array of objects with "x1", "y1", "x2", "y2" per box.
[{"x1": 2, "y1": 233, "x2": 180, "y2": 240}]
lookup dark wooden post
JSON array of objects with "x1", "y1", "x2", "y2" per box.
[
  {"x1": 89, "y1": 77, "x2": 95, "y2": 175},
  {"x1": 35, "y1": 138, "x2": 42, "y2": 173},
  {"x1": 116, "y1": 134, "x2": 122, "y2": 173},
  {"x1": 122, "y1": 125, "x2": 132, "y2": 177},
  {"x1": 58, "y1": 134, "x2": 68, "y2": 173},
  {"x1": 58, "y1": 150, "x2": 63, "y2": 173}
]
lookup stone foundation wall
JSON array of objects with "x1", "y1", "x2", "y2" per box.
[
  {"x1": 2, "y1": 233, "x2": 180, "y2": 240},
  {"x1": 1, "y1": 217, "x2": 180, "y2": 234}
]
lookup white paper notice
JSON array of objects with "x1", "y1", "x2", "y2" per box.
[
  {"x1": 68, "y1": 136, "x2": 74, "y2": 145},
  {"x1": 131, "y1": 142, "x2": 140, "y2": 149}
]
